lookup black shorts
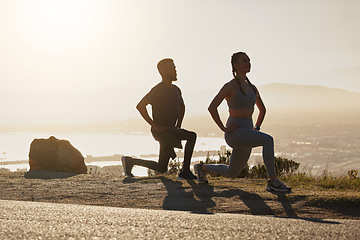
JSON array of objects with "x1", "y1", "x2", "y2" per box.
[{"x1": 151, "y1": 127, "x2": 189, "y2": 149}]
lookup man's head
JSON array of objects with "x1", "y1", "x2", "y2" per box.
[{"x1": 157, "y1": 58, "x2": 177, "y2": 81}]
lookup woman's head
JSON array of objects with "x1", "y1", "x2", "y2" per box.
[{"x1": 231, "y1": 52, "x2": 251, "y2": 78}]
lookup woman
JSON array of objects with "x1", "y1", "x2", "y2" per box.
[{"x1": 194, "y1": 52, "x2": 291, "y2": 192}]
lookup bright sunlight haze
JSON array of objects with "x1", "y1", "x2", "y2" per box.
[{"x1": 1, "y1": 0, "x2": 360, "y2": 130}]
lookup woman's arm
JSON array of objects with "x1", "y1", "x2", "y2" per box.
[
  {"x1": 208, "y1": 83, "x2": 236, "y2": 132},
  {"x1": 253, "y1": 86, "x2": 266, "y2": 130}
]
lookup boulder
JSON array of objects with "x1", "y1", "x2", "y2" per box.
[{"x1": 28, "y1": 136, "x2": 87, "y2": 174}]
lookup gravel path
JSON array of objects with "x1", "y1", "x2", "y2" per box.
[{"x1": 1, "y1": 200, "x2": 360, "y2": 239}]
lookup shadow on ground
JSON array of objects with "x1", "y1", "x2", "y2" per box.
[
  {"x1": 123, "y1": 176, "x2": 216, "y2": 214},
  {"x1": 24, "y1": 170, "x2": 79, "y2": 180},
  {"x1": 269, "y1": 191, "x2": 341, "y2": 224},
  {"x1": 123, "y1": 176, "x2": 342, "y2": 224},
  {"x1": 161, "y1": 177, "x2": 217, "y2": 214},
  {"x1": 304, "y1": 197, "x2": 360, "y2": 220}
]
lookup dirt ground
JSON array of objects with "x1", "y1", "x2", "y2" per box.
[{"x1": 0, "y1": 171, "x2": 359, "y2": 220}]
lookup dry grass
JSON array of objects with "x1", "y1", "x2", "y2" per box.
[{"x1": 0, "y1": 172, "x2": 359, "y2": 220}]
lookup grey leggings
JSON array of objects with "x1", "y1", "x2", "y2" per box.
[{"x1": 206, "y1": 117, "x2": 276, "y2": 178}]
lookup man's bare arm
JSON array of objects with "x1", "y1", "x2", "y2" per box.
[{"x1": 136, "y1": 97, "x2": 167, "y2": 132}]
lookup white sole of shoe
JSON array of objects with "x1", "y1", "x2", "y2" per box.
[
  {"x1": 266, "y1": 186, "x2": 291, "y2": 192},
  {"x1": 176, "y1": 176, "x2": 192, "y2": 181},
  {"x1": 194, "y1": 165, "x2": 208, "y2": 183}
]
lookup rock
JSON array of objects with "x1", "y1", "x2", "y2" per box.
[{"x1": 28, "y1": 136, "x2": 87, "y2": 174}]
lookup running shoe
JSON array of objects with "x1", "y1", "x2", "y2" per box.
[
  {"x1": 121, "y1": 156, "x2": 134, "y2": 177},
  {"x1": 266, "y1": 178, "x2": 291, "y2": 192},
  {"x1": 177, "y1": 170, "x2": 197, "y2": 180},
  {"x1": 194, "y1": 162, "x2": 208, "y2": 183}
]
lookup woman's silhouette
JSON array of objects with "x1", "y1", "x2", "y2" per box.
[{"x1": 194, "y1": 52, "x2": 291, "y2": 192}]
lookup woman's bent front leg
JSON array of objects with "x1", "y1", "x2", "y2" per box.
[{"x1": 226, "y1": 128, "x2": 276, "y2": 177}]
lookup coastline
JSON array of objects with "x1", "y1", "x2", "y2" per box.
[{"x1": 0, "y1": 149, "x2": 222, "y2": 173}]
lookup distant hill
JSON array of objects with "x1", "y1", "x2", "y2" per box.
[
  {"x1": 1, "y1": 83, "x2": 360, "y2": 133},
  {"x1": 257, "y1": 83, "x2": 360, "y2": 124},
  {"x1": 276, "y1": 65, "x2": 360, "y2": 93},
  {"x1": 315, "y1": 65, "x2": 360, "y2": 92}
]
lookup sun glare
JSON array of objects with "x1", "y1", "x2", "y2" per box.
[
  {"x1": 18, "y1": 0, "x2": 101, "y2": 51},
  {"x1": 36, "y1": 2, "x2": 86, "y2": 35}
]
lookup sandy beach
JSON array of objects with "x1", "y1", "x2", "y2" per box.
[{"x1": 0, "y1": 171, "x2": 359, "y2": 220}]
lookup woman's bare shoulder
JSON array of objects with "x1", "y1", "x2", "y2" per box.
[
  {"x1": 222, "y1": 79, "x2": 236, "y2": 90},
  {"x1": 218, "y1": 80, "x2": 236, "y2": 99}
]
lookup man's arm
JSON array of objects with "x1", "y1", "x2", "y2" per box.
[
  {"x1": 136, "y1": 97, "x2": 166, "y2": 132},
  {"x1": 176, "y1": 98, "x2": 185, "y2": 129}
]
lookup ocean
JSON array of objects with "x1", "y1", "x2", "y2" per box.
[
  {"x1": 0, "y1": 132, "x2": 228, "y2": 175},
  {"x1": 3, "y1": 131, "x2": 355, "y2": 177}
]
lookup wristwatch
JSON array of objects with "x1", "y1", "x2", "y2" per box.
[{"x1": 254, "y1": 126, "x2": 260, "y2": 131}]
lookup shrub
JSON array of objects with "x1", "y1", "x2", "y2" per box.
[
  {"x1": 274, "y1": 157, "x2": 300, "y2": 176},
  {"x1": 0, "y1": 167, "x2": 10, "y2": 173},
  {"x1": 205, "y1": 150, "x2": 230, "y2": 165},
  {"x1": 316, "y1": 175, "x2": 360, "y2": 190},
  {"x1": 147, "y1": 158, "x2": 182, "y2": 177},
  {"x1": 147, "y1": 150, "x2": 300, "y2": 180},
  {"x1": 348, "y1": 169, "x2": 358, "y2": 179},
  {"x1": 205, "y1": 150, "x2": 250, "y2": 177},
  {"x1": 248, "y1": 157, "x2": 300, "y2": 179},
  {"x1": 205, "y1": 150, "x2": 300, "y2": 179},
  {"x1": 281, "y1": 172, "x2": 360, "y2": 191},
  {"x1": 248, "y1": 163, "x2": 268, "y2": 179},
  {"x1": 167, "y1": 158, "x2": 182, "y2": 175}
]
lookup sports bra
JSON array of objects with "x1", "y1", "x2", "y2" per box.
[{"x1": 227, "y1": 80, "x2": 257, "y2": 109}]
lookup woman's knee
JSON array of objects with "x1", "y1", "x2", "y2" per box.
[
  {"x1": 227, "y1": 162, "x2": 248, "y2": 178},
  {"x1": 264, "y1": 134, "x2": 274, "y2": 145},
  {"x1": 227, "y1": 171, "x2": 240, "y2": 179}
]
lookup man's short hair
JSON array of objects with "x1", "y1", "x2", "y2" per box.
[{"x1": 157, "y1": 58, "x2": 174, "y2": 75}]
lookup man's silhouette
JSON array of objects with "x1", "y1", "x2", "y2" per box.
[{"x1": 122, "y1": 58, "x2": 197, "y2": 180}]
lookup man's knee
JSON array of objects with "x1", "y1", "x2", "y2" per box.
[
  {"x1": 186, "y1": 131, "x2": 197, "y2": 142},
  {"x1": 157, "y1": 165, "x2": 168, "y2": 174}
]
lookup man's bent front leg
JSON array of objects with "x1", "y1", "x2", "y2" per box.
[{"x1": 182, "y1": 131, "x2": 197, "y2": 172}]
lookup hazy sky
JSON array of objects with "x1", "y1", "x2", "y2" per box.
[{"x1": 1, "y1": 0, "x2": 360, "y2": 124}]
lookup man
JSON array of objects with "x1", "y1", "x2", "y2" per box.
[{"x1": 121, "y1": 58, "x2": 197, "y2": 180}]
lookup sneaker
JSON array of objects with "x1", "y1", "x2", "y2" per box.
[
  {"x1": 266, "y1": 178, "x2": 291, "y2": 192},
  {"x1": 177, "y1": 170, "x2": 197, "y2": 180},
  {"x1": 121, "y1": 156, "x2": 134, "y2": 177},
  {"x1": 194, "y1": 162, "x2": 208, "y2": 183}
]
